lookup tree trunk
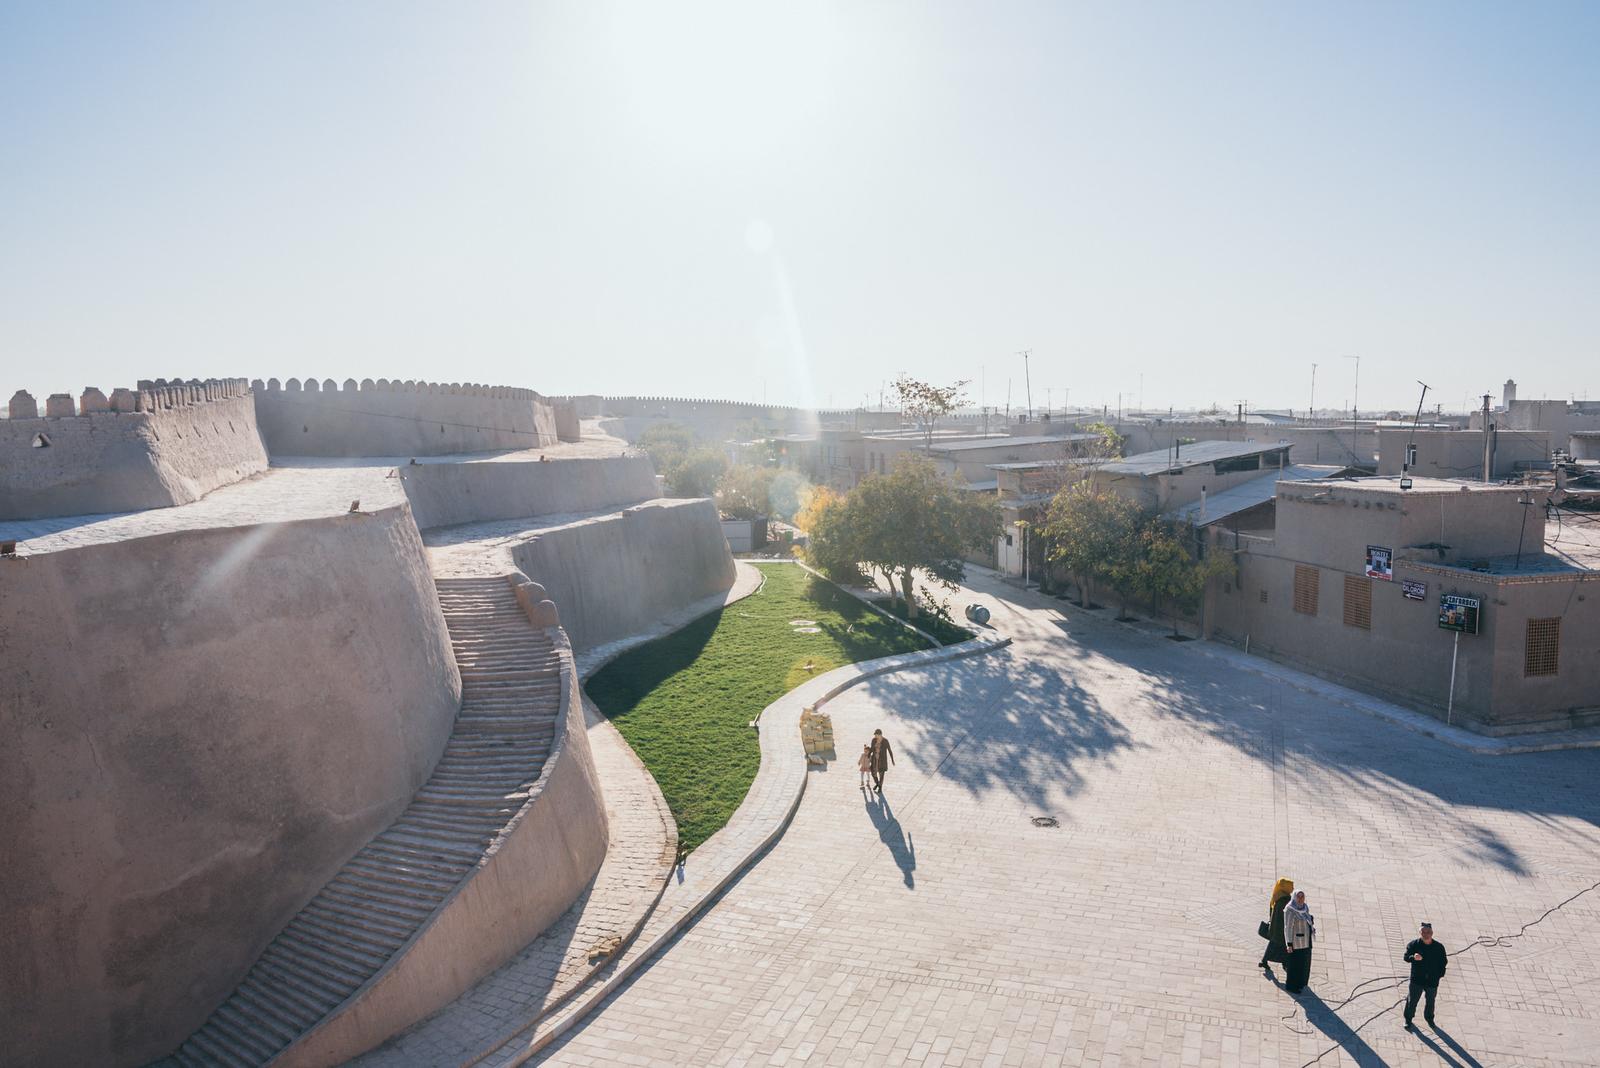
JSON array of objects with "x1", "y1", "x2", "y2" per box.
[{"x1": 900, "y1": 571, "x2": 918, "y2": 618}]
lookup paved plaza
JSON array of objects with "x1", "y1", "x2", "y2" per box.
[{"x1": 534, "y1": 572, "x2": 1600, "y2": 1067}]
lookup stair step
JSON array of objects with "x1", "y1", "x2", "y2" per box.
[
  {"x1": 183, "y1": 1024, "x2": 255, "y2": 1068},
  {"x1": 210, "y1": 1000, "x2": 290, "y2": 1060},
  {"x1": 297, "y1": 895, "x2": 416, "y2": 942},
  {"x1": 234, "y1": 974, "x2": 326, "y2": 1032},
  {"x1": 248, "y1": 952, "x2": 349, "y2": 1010}
]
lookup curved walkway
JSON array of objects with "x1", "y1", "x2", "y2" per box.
[{"x1": 524, "y1": 570, "x2": 1600, "y2": 1068}]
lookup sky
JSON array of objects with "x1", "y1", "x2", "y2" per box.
[{"x1": 2, "y1": 1, "x2": 1596, "y2": 414}]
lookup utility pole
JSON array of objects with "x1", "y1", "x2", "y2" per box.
[
  {"x1": 1481, "y1": 393, "x2": 1493, "y2": 483},
  {"x1": 1017, "y1": 350, "x2": 1033, "y2": 421},
  {"x1": 1309, "y1": 362, "x2": 1317, "y2": 422},
  {"x1": 1404, "y1": 380, "x2": 1431, "y2": 477}
]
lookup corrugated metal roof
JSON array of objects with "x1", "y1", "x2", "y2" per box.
[
  {"x1": 929, "y1": 433, "x2": 1099, "y2": 453},
  {"x1": 1101, "y1": 439, "x2": 1291, "y2": 476},
  {"x1": 1166, "y1": 465, "x2": 1340, "y2": 525}
]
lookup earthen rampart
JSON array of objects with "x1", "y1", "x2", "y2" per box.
[
  {"x1": 510, "y1": 497, "x2": 737, "y2": 651},
  {"x1": 0, "y1": 504, "x2": 461, "y2": 1067},
  {"x1": 271, "y1": 600, "x2": 607, "y2": 1066},
  {"x1": 399, "y1": 456, "x2": 660, "y2": 530},
  {"x1": 253, "y1": 377, "x2": 558, "y2": 456},
  {"x1": 0, "y1": 378, "x2": 268, "y2": 520}
]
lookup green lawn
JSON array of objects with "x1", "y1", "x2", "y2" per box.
[{"x1": 586, "y1": 563, "x2": 938, "y2": 852}]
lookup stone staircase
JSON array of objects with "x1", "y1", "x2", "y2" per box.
[{"x1": 159, "y1": 577, "x2": 563, "y2": 1068}]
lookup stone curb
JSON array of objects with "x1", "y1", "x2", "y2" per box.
[{"x1": 494, "y1": 624, "x2": 1012, "y2": 1064}]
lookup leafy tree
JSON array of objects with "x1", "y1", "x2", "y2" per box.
[
  {"x1": 1114, "y1": 516, "x2": 1233, "y2": 635},
  {"x1": 716, "y1": 464, "x2": 775, "y2": 520},
  {"x1": 1040, "y1": 488, "x2": 1142, "y2": 608},
  {"x1": 635, "y1": 422, "x2": 729, "y2": 498},
  {"x1": 849, "y1": 455, "x2": 1000, "y2": 618},
  {"x1": 890, "y1": 374, "x2": 969, "y2": 451},
  {"x1": 767, "y1": 469, "x2": 810, "y2": 521},
  {"x1": 670, "y1": 447, "x2": 729, "y2": 498},
  {"x1": 796, "y1": 487, "x2": 865, "y2": 583}
]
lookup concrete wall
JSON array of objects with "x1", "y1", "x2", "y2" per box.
[
  {"x1": 1376, "y1": 429, "x2": 1549, "y2": 479},
  {"x1": 274, "y1": 618, "x2": 608, "y2": 1067},
  {"x1": 511, "y1": 498, "x2": 737, "y2": 651},
  {"x1": 0, "y1": 505, "x2": 461, "y2": 1068},
  {"x1": 552, "y1": 399, "x2": 582, "y2": 443},
  {"x1": 1, "y1": 381, "x2": 267, "y2": 520},
  {"x1": 253, "y1": 377, "x2": 558, "y2": 457},
  {"x1": 398, "y1": 456, "x2": 660, "y2": 530}
]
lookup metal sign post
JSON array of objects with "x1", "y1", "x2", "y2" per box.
[{"x1": 1446, "y1": 630, "x2": 1460, "y2": 726}]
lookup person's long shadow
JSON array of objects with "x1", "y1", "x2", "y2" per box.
[
  {"x1": 1295, "y1": 991, "x2": 1390, "y2": 1068},
  {"x1": 864, "y1": 789, "x2": 916, "y2": 888},
  {"x1": 1416, "y1": 1024, "x2": 1486, "y2": 1068}
]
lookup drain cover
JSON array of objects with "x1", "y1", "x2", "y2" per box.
[{"x1": 1031, "y1": 816, "x2": 1060, "y2": 828}]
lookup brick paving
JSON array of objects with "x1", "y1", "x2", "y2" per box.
[{"x1": 528, "y1": 570, "x2": 1600, "y2": 1067}]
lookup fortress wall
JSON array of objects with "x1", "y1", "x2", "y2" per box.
[
  {"x1": 399, "y1": 456, "x2": 660, "y2": 530},
  {"x1": 0, "y1": 504, "x2": 461, "y2": 1068},
  {"x1": 510, "y1": 497, "x2": 736, "y2": 651},
  {"x1": 274, "y1": 619, "x2": 608, "y2": 1067},
  {"x1": 253, "y1": 378, "x2": 558, "y2": 457},
  {"x1": 551, "y1": 398, "x2": 582, "y2": 442},
  {"x1": 0, "y1": 380, "x2": 267, "y2": 520}
]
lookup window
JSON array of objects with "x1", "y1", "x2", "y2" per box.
[
  {"x1": 1293, "y1": 566, "x2": 1319, "y2": 616},
  {"x1": 1259, "y1": 589, "x2": 1268, "y2": 604},
  {"x1": 1343, "y1": 575, "x2": 1371, "y2": 629},
  {"x1": 1525, "y1": 618, "x2": 1561, "y2": 677}
]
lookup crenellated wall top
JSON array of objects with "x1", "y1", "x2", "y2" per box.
[
  {"x1": 252, "y1": 378, "x2": 540, "y2": 401},
  {"x1": 6, "y1": 378, "x2": 252, "y2": 420}
]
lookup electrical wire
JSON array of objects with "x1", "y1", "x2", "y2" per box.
[{"x1": 1288, "y1": 878, "x2": 1600, "y2": 1066}]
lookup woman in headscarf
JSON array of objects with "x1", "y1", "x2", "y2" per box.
[
  {"x1": 1259, "y1": 877, "x2": 1293, "y2": 974},
  {"x1": 1282, "y1": 888, "x2": 1315, "y2": 993}
]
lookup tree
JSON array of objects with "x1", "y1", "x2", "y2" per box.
[
  {"x1": 849, "y1": 455, "x2": 1000, "y2": 618},
  {"x1": 634, "y1": 422, "x2": 730, "y2": 498},
  {"x1": 796, "y1": 487, "x2": 865, "y2": 583},
  {"x1": 716, "y1": 464, "x2": 775, "y2": 520},
  {"x1": 1040, "y1": 488, "x2": 1142, "y2": 608},
  {"x1": 669, "y1": 447, "x2": 729, "y2": 498},
  {"x1": 767, "y1": 469, "x2": 810, "y2": 521},
  {"x1": 890, "y1": 374, "x2": 969, "y2": 451},
  {"x1": 1116, "y1": 516, "x2": 1234, "y2": 635}
]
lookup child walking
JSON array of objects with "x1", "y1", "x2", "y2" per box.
[{"x1": 857, "y1": 744, "x2": 873, "y2": 789}]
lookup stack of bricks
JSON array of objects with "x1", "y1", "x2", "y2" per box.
[{"x1": 799, "y1": 705, "x2": 835, "y2": 765}]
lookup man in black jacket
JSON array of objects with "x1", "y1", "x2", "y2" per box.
[{"x1": 1402, "y1": 922, "x2": 1448, "y2": 1030}]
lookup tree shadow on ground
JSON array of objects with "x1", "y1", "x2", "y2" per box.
[{"x1": 835, "y1": 643, "x2": 1141, "y2": 811}]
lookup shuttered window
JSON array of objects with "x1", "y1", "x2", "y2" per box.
[
  {"x1": 1525, "y1": 618, "x2": 1561, "y2": 677},
  {"x1": 1343, "y1": 575, "x2": 1371, "y2": 630},
  {"x1": 1293, "y1": 565, "x2": 1319, "y2": 616}
]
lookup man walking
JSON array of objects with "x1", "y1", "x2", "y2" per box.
[
  {"x1": 1402, "y1": 921, "x2": 1448, "y2": 1031},
  {"x1": 869, "y1": 729, "x2": 895, "y2": 793}
]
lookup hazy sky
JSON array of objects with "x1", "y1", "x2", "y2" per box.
[{"x1": 3, "y1": 1, "x2": 1596, "y2": 413}]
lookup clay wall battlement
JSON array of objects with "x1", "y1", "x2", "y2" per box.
[
  {"x1": 0, "y1": 379, "x2": 267, "y2": 520},
  {"x1": 253, "y1": 376, "x2": 559, "y2": 456}
]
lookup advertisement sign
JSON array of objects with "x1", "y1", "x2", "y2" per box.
[
  {"x1": 1365, "y1": 545, "x2": 1394, "y2": 580},
  {"x1": 1438, "y1": 594, "x2": 1481, "y2": 635},
  {"x1": 1401, "y1": 579, "x2": 1427, "y2": 601}
]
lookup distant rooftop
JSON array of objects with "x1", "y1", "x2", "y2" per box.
[
  {"x1": 1167, "y1": 465, "x2": 1341, "y2": 526},
  {"x1": 1277, "y1": 475, "x2": 1527, "y2": 496},
  {"x1": 929, "y1": 433, "x2": 1099, "y2": 453},
  {"x1": 1101, "y1": 439, "x2": 1291, "y2": 476}
]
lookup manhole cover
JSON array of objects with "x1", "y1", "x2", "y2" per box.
[{"x1": 1031, "y1": 816, "x2": 1060, "y2": 828}]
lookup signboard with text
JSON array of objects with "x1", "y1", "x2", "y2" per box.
[
  {"x1": 1365, "y1": 545, "x2": 1394, "y2": 580},
  {"x1": 1438, "y1": 594, "x2": 1481, "y2": 635},
  {"x1": 1402, "y1": 579, "x2": 1427, "y2": 601}
]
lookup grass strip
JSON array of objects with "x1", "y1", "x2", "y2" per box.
[{"x1": 586, "y1": 563, "x2": 933, "y2": 852}]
